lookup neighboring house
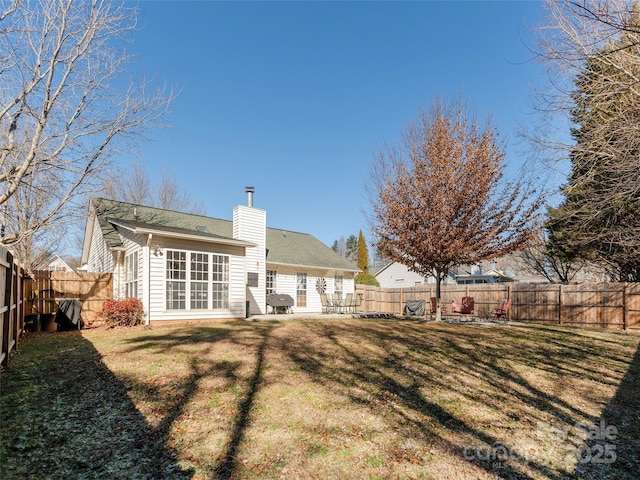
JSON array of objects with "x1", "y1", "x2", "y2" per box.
[
  {"x1": 80, "y1": 188, "x2": 359, "y2": 322},
  {"x1": 373, "y1": 262, "x2": 456, "y2": 288},
  {"x1": 454, "y1": 267, "x2": 515, "y2": 284},
  {"x1": 37, "y1": 255, "x2": 74, "y2": 272},
  {"x1": 373, "y1": 261, "x2": 515, "y2": 288}
]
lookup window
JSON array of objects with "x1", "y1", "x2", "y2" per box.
[
  {"x1": 166, "y1": 250, "x2": 229, "y2": 311},
  {"x1": 296, "y1": 272, "x2": 307, "y2": 307},
  {"x1": 125, "y1": 251, "x2": 139, "y2": 298},
  {"x1": 211, "y1": 254, "x2": 229, "y2": 309},
  {"x1": 166, "y1": 250, "x2": 186, "y2": 310},
  {"x1": 334, "y1": 275, "x2": 343, "y2": 297},
  {"x1": 190, "y1": 253, "x2": 208, "y2": 309},
  {"x1": 266, "y1": 269, "x2": 277, "y2": 295}
]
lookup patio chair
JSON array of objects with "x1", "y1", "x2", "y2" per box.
[
  {"x1": 352, "y1": 293, "x2": 363, "y2": 314},
  {"x1": 320, "y1": 293, "x2": 332, "y2": 314},
  {"x1": 491, "y1": 298, "x2": 511, "y2": 320},
  {"x1": 451, "y1": 296, "x2": 474, "y2": 316},
  {"x1": 330, "y1": 293, "x2": 343, "y2": 313},
  {"x1": 430, "y1": 297, "x2": 448, "y2": 318},
  {"x1": 344, "y1": 293, "x2": 353, "y2": 314}
]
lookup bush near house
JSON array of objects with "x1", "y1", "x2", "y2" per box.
[
  {"x1": 355, "y1": 272, "x2": 380, "y2": 286},
  {"x1": 101, "y1": 298, "x2": 144, "y2": 327}
]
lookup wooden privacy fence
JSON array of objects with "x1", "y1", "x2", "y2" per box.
[
  {"x1": 24, "y1": 270, "x2": 113, "y2": 327},
  {"x1": 1, "y1": 246, "x2": 27, "y2": 367},
  {"x1": 355, "y1": 282, "x2": 640, "y2": 330}
]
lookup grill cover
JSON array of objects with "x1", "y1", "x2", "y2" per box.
[
  {"x1": 404, "y1": 300, "x2": 425, "y2": 316},
  {"x1": 56, "y1": 299, "x2": 84, "y2": 331}
]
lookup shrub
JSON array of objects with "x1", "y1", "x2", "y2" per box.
[
  {"x1": 355, "y1": 272, "x2": 380, "y2": 287},
  {"x1": 101, "y1": 298, "x2": 144, "y2": 327}
]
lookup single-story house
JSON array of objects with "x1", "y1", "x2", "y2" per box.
[
  {"x1": 80, "y1": 187, "x2": 359, "y2": 323},
  {"x1": 373, "y1": 261, "x2": 514, "y2": 288}
]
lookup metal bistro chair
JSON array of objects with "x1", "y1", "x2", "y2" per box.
[
  {"x1": 351, "y1": 293, "x2": 363, "y2": 314},
  {"x1": 332, "y1": 293, "x2": 345, "y2": 313},
  {"x1": 344, "y1": 293, "x2": 353, "y2": 314},
  {"x1": 320, "y1": 293, "x2": 332, "y2": 314}
]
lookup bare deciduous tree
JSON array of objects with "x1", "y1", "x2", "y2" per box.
[
  {"x1": 516, "y1": 228, "x2": 587, "y2": 283},
  {"x1": 369, "y1": 99, "x2": 542, "y2": 319},
  {"x1": 0, "y1": 0, "x2": 174, "y2": 256},
  {"x1": 101, "y1": 161, "x2": 207, "y2": 215}
]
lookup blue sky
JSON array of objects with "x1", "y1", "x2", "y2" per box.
[{"x1": 125, "y1": 0, "x2": 550, "y2": 248}]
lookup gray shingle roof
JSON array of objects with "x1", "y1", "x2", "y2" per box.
[{"x1": 91, "y1": 198, "x2": 358, "y2": 271}]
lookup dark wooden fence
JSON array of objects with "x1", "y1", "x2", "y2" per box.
[
  {"x1": 1, "y1": 246, "x2": 27, "y2": 367},
  {"x1": 355, "y1": 282, "x2": 640, "y2": 330}
]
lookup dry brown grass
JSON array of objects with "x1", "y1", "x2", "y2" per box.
[{"x1": 2, "y1": 318, "x2": 639, "y2": 479}]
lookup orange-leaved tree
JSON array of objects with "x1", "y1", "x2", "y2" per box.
[{"x1": 369, "y1": 99, "x2": 542, "y2": 320}]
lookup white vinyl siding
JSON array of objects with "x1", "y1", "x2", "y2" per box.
[{"x1": 87, "y1": 217, "x2": 113, "y2": 273}]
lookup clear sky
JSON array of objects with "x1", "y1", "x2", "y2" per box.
[{"x1": 124, "y1": 0, "x2": 549, "y2": 248}]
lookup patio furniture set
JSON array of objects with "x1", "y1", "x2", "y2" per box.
[
  {"x1": 320, "y1": 292, "x2": 363, "y2": 314},
  {"x1": 405, "y1": 297, "x2": 511, "y2": 321}
]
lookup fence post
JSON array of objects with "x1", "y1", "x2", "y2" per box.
[
  {"x1": 2, "y1": 250, "x2": 14, "y2": 367},
  {"x1": 558, "y1": 284, "x2": 563, "y2": 325},
  {"x1": 623, "y1": 283, "x2": 628, "y2": 331}
]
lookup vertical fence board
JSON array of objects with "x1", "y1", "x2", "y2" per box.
[{"x1": 25, "y1": 271, "x2": 113, "y2": 326}]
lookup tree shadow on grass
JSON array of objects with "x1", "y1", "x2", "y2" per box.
[
  {"x1": 275, "y1": 320, "x2": 639, "y2": 479},
  {"x1": 574, "y1": 341, "x2": 640, "y2": 479},
  {"x1": 0, "y1": 331, "x2": 194, "y2": 480},
  {"x1": 117, "y1": 321, "x2": 275, "y2": 480}
]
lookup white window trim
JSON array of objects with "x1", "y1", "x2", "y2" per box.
[{"x1": 165, "y1": 249, "x2": 230, "y2": 311}]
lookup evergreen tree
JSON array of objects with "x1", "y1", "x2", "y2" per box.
[
  {"x1": 345, "y1": 235, "x2": 358, "y2": 263},
  {"x1": 547, "y1": 6, "x2": 640, "y2": 281},
  {"x1": 357, "y1": 230, "x2": 369, "y2": 272}
]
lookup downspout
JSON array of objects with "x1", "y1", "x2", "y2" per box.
[{"x1": 145, "y1": 233, "x2": 152, "y2": 329}]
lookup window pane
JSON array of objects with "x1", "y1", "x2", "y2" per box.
[
  {"x1": 266, "y1": 269, "x2": 277, "y2": 295},
  {"x1": 191, "y1": 281, "x2": 208, "y2": 309},
  {"x1": 166, "y1": 281, "x2": 185, "y2": 310},
  {"x1": 296, "y1": 273, "x2": 307, "y2": 307},
  {"x1": 191, "y1": 253, "x2": 208, "y2": 281}
]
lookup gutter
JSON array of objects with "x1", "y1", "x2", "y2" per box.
[{"x1": 145, "y1": 233, "x2": 152, "y2": 329}]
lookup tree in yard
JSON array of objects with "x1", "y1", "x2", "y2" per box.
[
  {"x1": 369, "y1": 99, "x2": 542, "y2": 319},
  {"x1": 517, "y1": 226, "x2": 592, "y2": 284},
  {"x1": 357, "y1": 230, "x2": 369, "y2": 272},
  {"x1": 354, "y1": 229, "x2": 379, "y2": 286},
  {"x1": 345, "y1": 234, "x2": 358, "y2": 263},
  {"x1": 533, "y1": 1, "x2": 640, "y2": 280},
  {"x1": 101, "y1": 161, "x2": 207, "y2": 215},
  {"x1": 0, "y1": 0, "x2": 173, "y2": 265}
]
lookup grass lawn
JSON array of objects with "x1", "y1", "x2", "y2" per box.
[{"x1": 1, "y1": 318, "x2": 639, "y2": 479}]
